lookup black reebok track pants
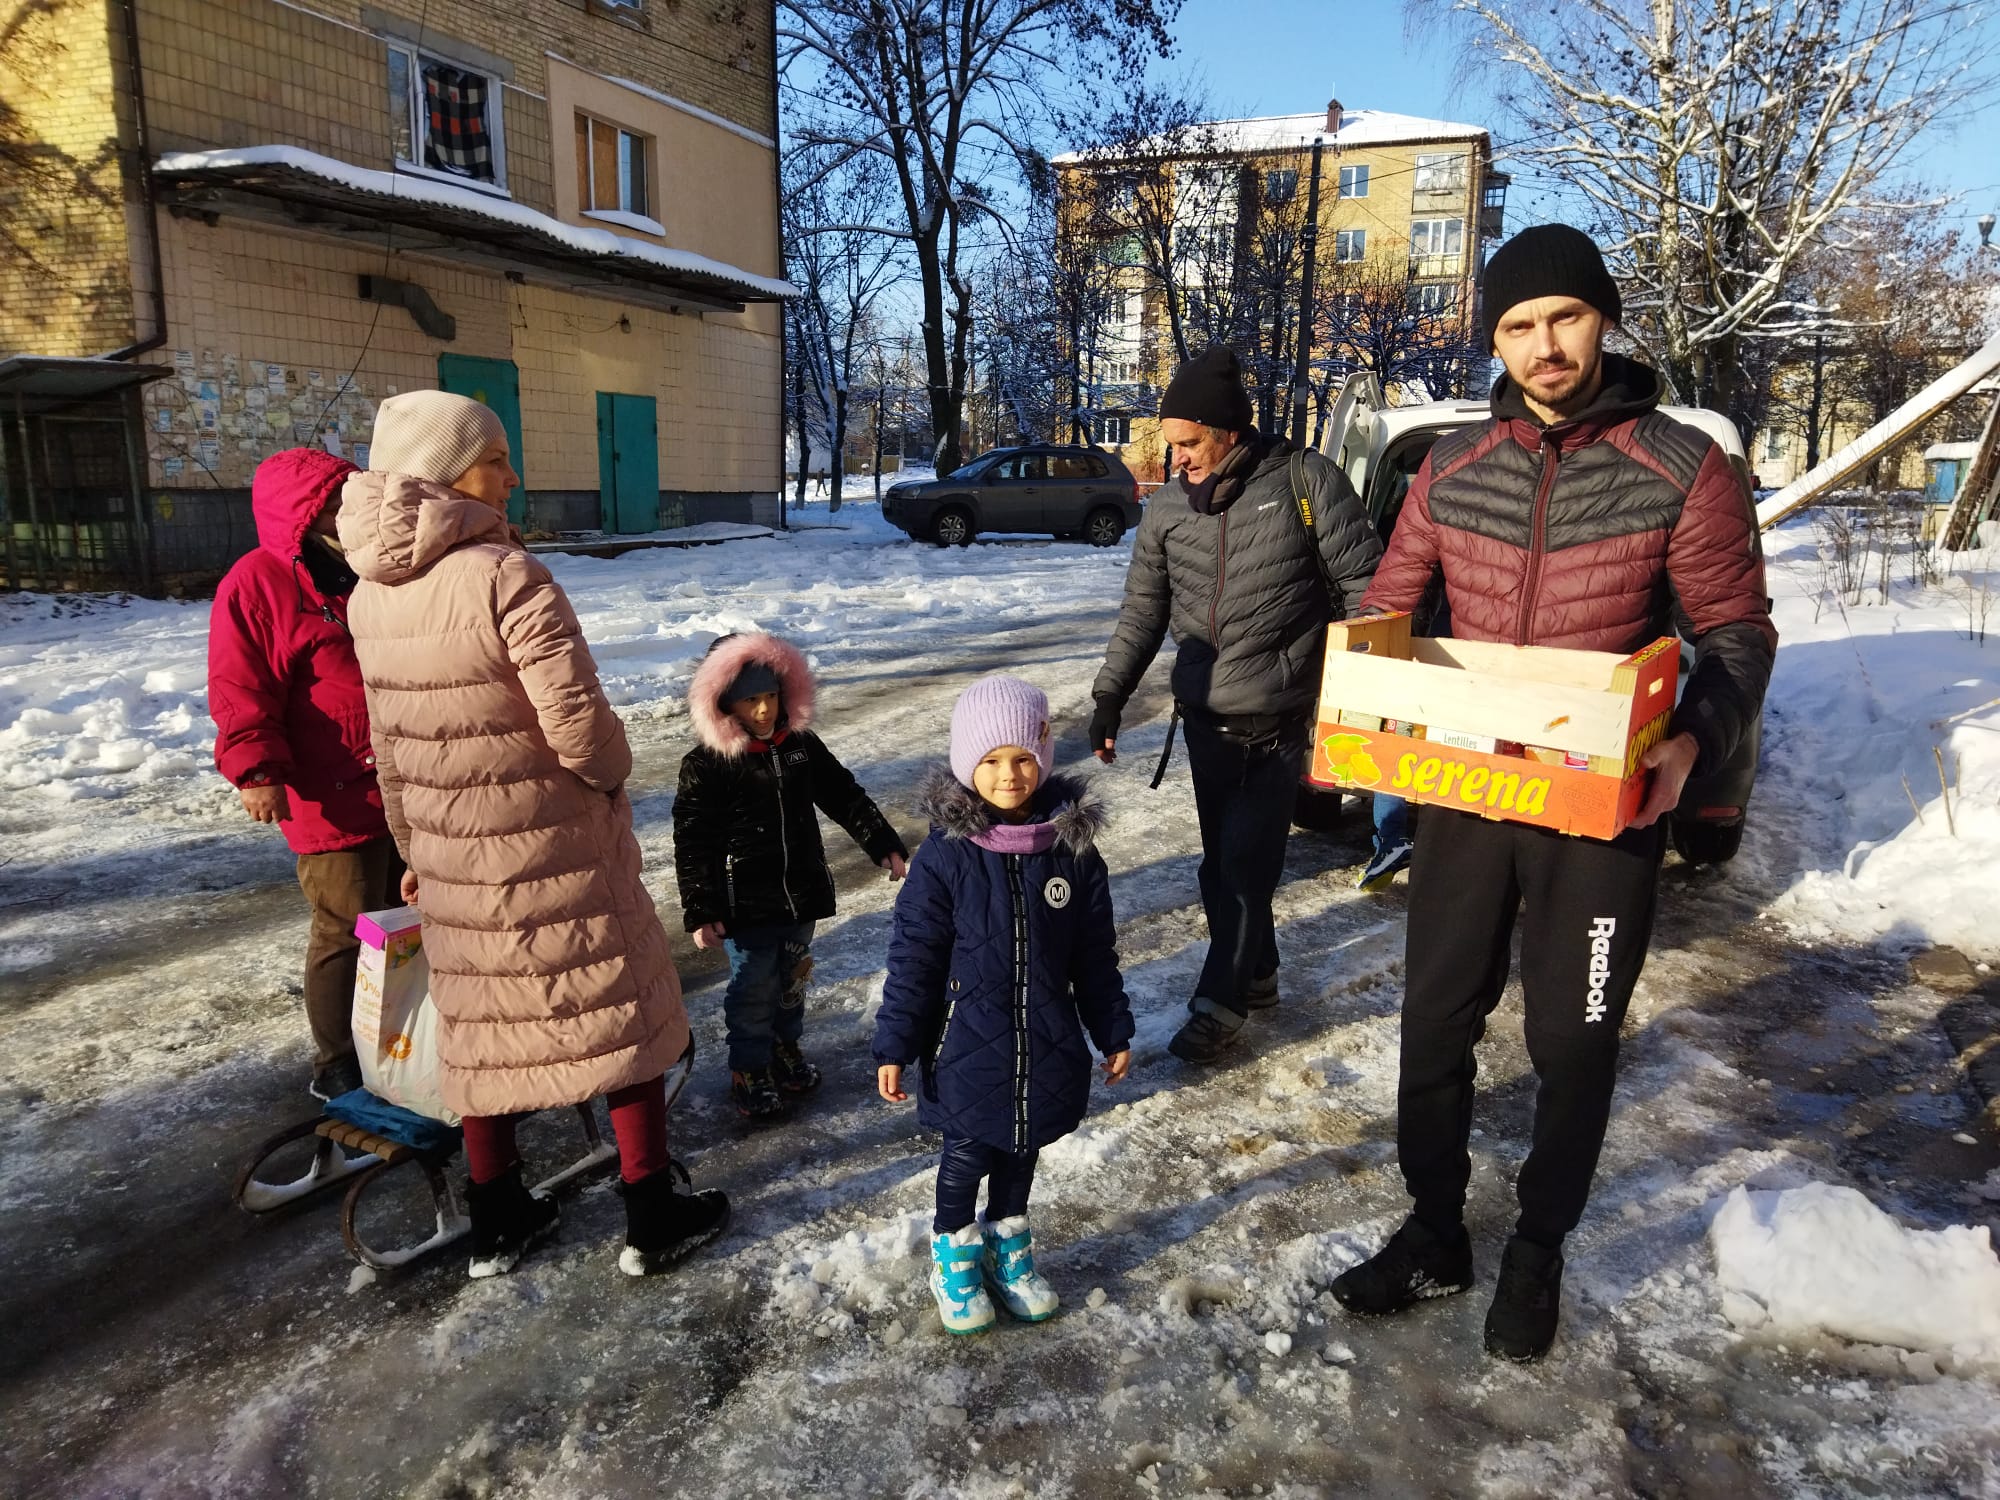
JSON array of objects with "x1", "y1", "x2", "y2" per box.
[{"x1": 1397, "y1": 807, "x2": 1665, "y2": 1247}]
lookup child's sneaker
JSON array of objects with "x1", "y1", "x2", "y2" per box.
[
  {"x1": 771, "y1": 1040, "x2": 822, "y2": 1095},
  {"x1": 929, "y1": 1224, "x2": 996, "y2": 1334},
  {"x1": 981, "y1": 1214, "x2": 1059, "y2": 1321},
  {"x1": 731, "y1": 1068, "x2": 794, "y2": 1124}
]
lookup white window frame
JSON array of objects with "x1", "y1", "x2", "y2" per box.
[
  {"x1": 1407, "y1": 282, "x2": 1457, "y2": 316},
  {"x1": 1095, "y1": 414, "x2": 1130, "y2": 446},
  {"x1": 576, "y1": 113, "x2": 657, "y2": 229},
  {"x1": 1334, "y1": 228, "x2": 1367, "y2": 263},
  {"x1": 1410, "y1": 218, "x2": 1465, "y2": 257},
  {"x1": 1413, "y1": 152, "x2": 1466, "y2": 196},
  {"x1": 1265, "y1": 167, "x2": 1299, "y2": 205},
  {"x1": 388, "y1": 42, "x2": 509, "y2": 194},
  {"x1": 1337, "y1": 163, "x2": 1369, "y2": 199}
]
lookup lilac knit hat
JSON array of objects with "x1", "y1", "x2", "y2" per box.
[{"x1": 950, "y1": 675, "x2": 1054, "y2": 788}]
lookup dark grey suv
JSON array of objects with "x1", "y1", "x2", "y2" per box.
[{"x1": 882, "y1": 445, "x2": 1143, "y2": 547}]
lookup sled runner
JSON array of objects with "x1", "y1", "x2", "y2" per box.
[{"x1": 233, "y1": 1043, "x2": 693, "y2": 1272}]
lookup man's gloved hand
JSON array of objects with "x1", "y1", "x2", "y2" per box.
[{"x1": 1089, "y1": 697, "x2": 1122, "y2": 764}]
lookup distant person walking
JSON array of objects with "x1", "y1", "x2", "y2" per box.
[
  {"x1": 1329, "y1": 225, "x2": 1776, "y2": 1361},
  {"x1": 208, "y1": 447, "x2": 399, "y2": 1103},
  {"x1": 339, "y1": 390, "x2": 727, "y2": 1283},
  {"x1": 1088, "y1": 346, "x2": 1381, "y2": 1063}
]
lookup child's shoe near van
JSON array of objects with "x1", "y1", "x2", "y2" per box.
[
  {"x1": 982, "y1": 1214, "x2": 1059, "y2": 1321},
  {"x1": 930, "y1": 1224, "x2": 997, "y2": 1334}
]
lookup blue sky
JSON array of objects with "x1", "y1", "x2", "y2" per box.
[{"x1": 1148, "y1": 0, "x2": 2000, "y2": 249}]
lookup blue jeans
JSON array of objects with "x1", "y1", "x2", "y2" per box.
[
  {"x1": 1373, "y1": 793, "x2": 1413, "y2": 850},
  {"x1": 722, "y1": 921, "x2": 815, "y2": 1073},
  {"x1": 936, "y1": 1136, "x2": 1039, "y2": 1233}
]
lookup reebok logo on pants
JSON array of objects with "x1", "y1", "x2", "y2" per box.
[{"x1": 1585, "y1": 917, "x2": 1615, "y2": 1023}]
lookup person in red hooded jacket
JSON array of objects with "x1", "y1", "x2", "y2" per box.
[{"x1": 209, "y1": 448, "x2": 402, "y2": 1101}]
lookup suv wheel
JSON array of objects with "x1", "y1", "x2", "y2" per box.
[
  {"x1": 1083, "y1": 506, "x2": 1125, "y2": 547},
  {"x1": 931, "y1": 506, "x2": 974, "y2": 547}
]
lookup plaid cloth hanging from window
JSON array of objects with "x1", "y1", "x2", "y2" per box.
[{"x1": 423, "y1": 64, "x2": 494, "y2": 182}]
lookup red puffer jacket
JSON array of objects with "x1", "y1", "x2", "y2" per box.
[
  {"x1": 208, "y1": 448, "x2": 387, "y2": 854},
  {"x1": 1363, "y1": 356, "x2": 1776, "y2": 777}
]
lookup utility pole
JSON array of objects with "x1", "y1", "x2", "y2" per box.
[{"x1": 1290, "y1": 135, "x2": 1326, "y2": 448}]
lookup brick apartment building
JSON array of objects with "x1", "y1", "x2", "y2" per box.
[{"x1": 0, "y1": 0, "x2": 788, "y2": 590}]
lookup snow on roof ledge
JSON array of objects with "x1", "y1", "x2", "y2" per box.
[
  {"x1": 153, "y1": 145, "x2": 795, "y2": 301},
  {"x1": 1052, "y1": 107, "x2": 1488, "y2": 164}
]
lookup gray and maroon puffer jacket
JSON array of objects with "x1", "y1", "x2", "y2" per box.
[{"x1": 1361, "y1": 355, "x2": 1775, "y2": 776}]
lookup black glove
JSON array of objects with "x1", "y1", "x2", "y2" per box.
[{"x1": 1088, "y1": 697, "x2": 1122, "y2": 757}]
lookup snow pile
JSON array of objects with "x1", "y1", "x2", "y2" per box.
[
  {"x1": 1711, "y1": 1182, "x2": 2000, "y2": 1370},
  {"x1": 1759, "y1": 520, "x2": 2000, "y2": 957},
  {"x1": 769, "y1": 1210, "x2": 933, "y2": 1327}
]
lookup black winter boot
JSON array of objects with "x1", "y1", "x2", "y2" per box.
[
  {"x1": 618, "y1": 1161, "x2": 731, "y2": 1277},
  {"x1": 1484, "y1": 1235, "x2": 1564, "y2": 1361},
  {"x1": 1168, "y1": 998, "x2": 1246, "y2": 1063},
  {"x1": 465, "y1": 1164, "x2": 560, "y2": 1279},
  {"x1": 1329, "y1": 1215, "x2": 1474, "y2": 1315},
  {"x1": 771, "y1": 1041, "x2": 823, "y2": 1095},
  {"x1": 731, "y1": 1068, "x2": 794, "y2": 1123}
]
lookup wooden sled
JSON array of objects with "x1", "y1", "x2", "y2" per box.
[{"x1": 234, "y1": 1044, "x2": 692, "y2": 1272}]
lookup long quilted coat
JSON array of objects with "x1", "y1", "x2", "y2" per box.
[
  {"x1": 873, "y1": 769, "x2": 1134, "y2": 1153},
  {"x1": 1093, "y1": 431, "x2": 1382, "y2": 719},
  {"x1": 208, "y1": 449, "x2": 386, "y2": 855},
  {"x1": 1362, "y1": 355, "x2": 1776, "y2": 776},
  {"x1": 336, "y1": 470, "x2": 688, "y2": 1118},
  {"x1": 673, "y1": 633, "x2": 906, "y2": 932}
]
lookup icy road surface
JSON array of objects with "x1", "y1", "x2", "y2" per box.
[{"x1": 3, "y1": 500, "x2": 1999, "y2": 1498}]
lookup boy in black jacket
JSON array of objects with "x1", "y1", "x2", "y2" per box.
[{"x1": 674, "y1": 633, "x2": 908, "y2": 1122}]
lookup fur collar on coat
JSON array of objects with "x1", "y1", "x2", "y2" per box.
[
  {"x1": 687, "y1": 633, "x2": 819, "y2": 756},
  {"x1": 914, "y1": 766, "x2": 1105, "y2": 854}
]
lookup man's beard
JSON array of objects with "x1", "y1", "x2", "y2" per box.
[{"x1": 1525, "y1": 354, "x2": 1598, "y2": 413}]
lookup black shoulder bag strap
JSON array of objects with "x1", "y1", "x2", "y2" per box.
[{"x1": 1289, "y1": 449, "x2": 1343, "y2": 617}]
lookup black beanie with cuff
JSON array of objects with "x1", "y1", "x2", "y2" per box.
[
  {"x1": 1480, "y1": 225, "x2": 1622, "y2": 352},
  {"x1": 1160, "y1": 346, "x2": 1255, "y2": 432}
]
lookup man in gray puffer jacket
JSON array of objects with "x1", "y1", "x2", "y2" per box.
[{"x1": 1090, "y1": 346, "x2": 1381, "y2": 1062}]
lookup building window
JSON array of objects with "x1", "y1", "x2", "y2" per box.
[
  {"x1": 1764, "y1": 428, "x2": 1785, "y2": 461},
  {"x1": 388, "y1": 44, "x2": 506, "y2": 188},
  {"x1": 1101, "y1": 233, "x2": 1144, "y2": 267},
  {"x1": 1335, "y1": 228, "x2": 1367, "y2": 262},
  {"x1": 1407, "y1": 283, "x2": 1458, "y2": 316},
  {"x1": 1095, "y1": 414, "x2": 1130, "y2": 445},
  {"x1": 1265, "y1": 168, "x2": 1298, "y2": 205},
  {"x1": 1338, "y1": 164, "x2": 1369, "y2": 198},
  {"x1": 1413, "y1": 152, "x2": 1466, "y2": 196},
  {"x1": 1409, "y1": 217, "x2": 1464, "y2": 276},
  {"x1": 575, "y1": 115, "x2": 650, "y2": 219}
]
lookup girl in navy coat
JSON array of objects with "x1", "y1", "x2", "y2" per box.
[{"x1": 874, "y1": 675, "x2": 1134, "y2": 1334}]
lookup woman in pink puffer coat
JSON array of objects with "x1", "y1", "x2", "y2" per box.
[{"x1": 338, "y1": 390, "x2": 726, "y2": 1281}]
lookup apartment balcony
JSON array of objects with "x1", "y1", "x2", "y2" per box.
[{"x1": 1408, "y1": 252, "x2": 1465, "y2": 280}]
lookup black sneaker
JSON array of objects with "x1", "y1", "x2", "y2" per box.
[
  {"x1": 1242, "y1": 973, "x2": 1280, "y2": 1011},
  {"x1": 309, "y1": 1053, "x2": 364, "y2": 1103},
  {"x1": 731, "y1": 1068, "x2": 794, "y2": 1124},
  {"x1": 1329, "y1": 1215, "x2": 1474, "y2": 1315},
  {"x1": 1168, "y1": 1001, "x2": 1245, "y2": 1063},
  {"x1": 1484, "y1": 1235, "x2": 1564, "y2": 1361},
  {"x1": 465, "y1": 1164, "x2": 561, "y2": 1279},
  {"x1": 771, "y1": 1041, "x2": 823, "y2": 1095},
  {"x1": 618, "y1": 1160, "x2": 731, "y2": 1277}
]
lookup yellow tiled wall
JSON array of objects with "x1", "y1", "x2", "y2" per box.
[{"x1": 0, "y1": 0, "x2": 137, "y2": 354}]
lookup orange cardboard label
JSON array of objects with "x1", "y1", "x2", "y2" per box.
[{"x1": 1312, "y1": 723, "x2": 1653, "y2": 840}]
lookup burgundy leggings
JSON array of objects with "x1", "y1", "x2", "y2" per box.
[{"x1": 462, "y1": 1075, "x2": 669, "y2": 1186}]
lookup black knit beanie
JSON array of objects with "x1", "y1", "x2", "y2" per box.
[
  {"x1": 1480, "y1": 225, "x2": 1621, "y2": 351},
  {"x1": 1160, "y1": 346, "x2": 1254, "y2": 432}
]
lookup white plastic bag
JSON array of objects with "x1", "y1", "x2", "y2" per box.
[{"x1": 350, "y1": 904, "x2": 459, "y2": 1125}]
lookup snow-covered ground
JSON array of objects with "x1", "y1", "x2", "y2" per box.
[{"x1": 3, "y1": 502, "x2": 2000, "y2": 1497}]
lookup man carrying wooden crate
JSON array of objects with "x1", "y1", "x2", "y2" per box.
[{"x1": 1328, "y1": 225, "x2": 1776, "y2": 1361}]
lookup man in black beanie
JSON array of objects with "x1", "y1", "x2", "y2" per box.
[
  {"x1": 1089, "y1": 346, "x2": 1381, "y2": 1063},
  {"x1": 1327, "y1": 225, "x2": 1776, "y2": 1362}
]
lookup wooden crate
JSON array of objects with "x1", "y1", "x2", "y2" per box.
[{"x1": 1310, "y1": 613, "x2": 1679, "y2": 840}]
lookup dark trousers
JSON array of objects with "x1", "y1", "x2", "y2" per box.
[
  {"x1": 1398, "y1": 808, "x2": 1665, "y2": 1247},
  {"x1": 295, "y1": 837, "x2": 404, "y2": 1067},
  {"x1": 1181, "y1": 710, "x2": 1307, "y2": 1014},
  {"x1": 935, "y1": 1136, "x2": 1039, "y2": 1234},
  {"x1": 464, "y1": 1074, "x2": 670, "y2": 1186},
  {"x1": 721, "y1": 921, "x2": 815, "y2": 1073}
]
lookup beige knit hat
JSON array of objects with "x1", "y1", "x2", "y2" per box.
[{"x1": 368, "y1": 390, "x2": 508, "y2": 485}]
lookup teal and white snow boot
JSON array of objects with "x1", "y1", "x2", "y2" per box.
[
  {"x1": 981, "y1": 1214, "x2": 1059, "y2": 1322},
  {"x1": 929, "y1": 1224, "x2": 996, "y2": 1335}
]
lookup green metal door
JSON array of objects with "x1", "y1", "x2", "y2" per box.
[
  {"x1": 595, "y1": 392, "x2": 659, "y2": 534},
  {"x1": 436, "y1": 354, "x2": 526, "y2": 526}
]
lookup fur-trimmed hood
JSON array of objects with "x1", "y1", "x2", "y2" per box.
[
  {"x1": 687, "y1": 632, "x2": 818, "y2": 756},
  {"x1": 915, "y1": 765, "x2": 1105, "y2": 853}
]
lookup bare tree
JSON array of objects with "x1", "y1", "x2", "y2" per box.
[
  {"x1": 1318, "y1": 259, "x2": 1488, "y2": 412},
  {"x1": 778, "y1": 0, "x2": 1180, "y2": 472},
  {"x1": 1414, "y1": 0, "x2": 1997, "y2": 429}
]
